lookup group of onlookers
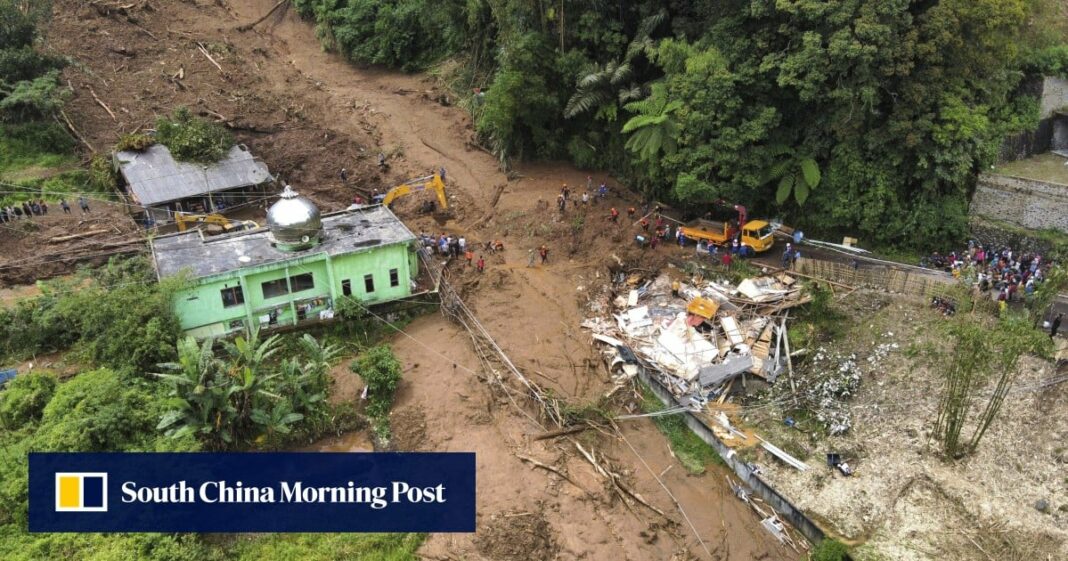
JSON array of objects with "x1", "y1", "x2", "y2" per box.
[{"x1": 0, "y1": 196, "x2": 91, "y2": 223}]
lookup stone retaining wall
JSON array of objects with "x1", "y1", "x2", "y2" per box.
[{"x1": 970, "y1": 173, "x2": 1068, "y2": 233}]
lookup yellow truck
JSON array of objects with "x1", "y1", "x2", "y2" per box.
[{"x1": 679, "y1": 218, "x2": 776, "y2": 253}]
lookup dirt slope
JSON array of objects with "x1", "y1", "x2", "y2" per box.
[{"x1": 41, "y1": 1, "x2": 797, "y2": 558}]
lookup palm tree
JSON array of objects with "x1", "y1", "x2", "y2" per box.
[
  {"x1": 564, "y1": 60, "x2": 642, "y2": 120},
  {"x1": 620, "y1": 82, "x2": 681, "y2": 162},
  {"x1": 563, "y1": 10, "x2": 666, "y2": 120}
]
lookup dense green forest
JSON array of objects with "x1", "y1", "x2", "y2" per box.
[{"x1": 294, "y1": 0, "x2": 1068, "y2": 246}]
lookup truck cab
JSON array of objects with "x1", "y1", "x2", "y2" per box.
[{"x1": 739, "y1": 220, "x2": 775, "y2": 253}]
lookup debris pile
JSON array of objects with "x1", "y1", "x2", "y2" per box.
[
  {"x1": 795, "y1": 348, "x2": 862, "y2": 435},
  {"x1": 583, "y1": 271, "x2": 811, "y2": 407}
]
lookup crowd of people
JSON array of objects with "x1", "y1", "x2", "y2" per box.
[
  {"x1": 924, "y1": 241, "x2": 1056, "y2": 308},
  {"x1": 553, "y1": 177, "x2": 609, "y2": 213},
  {"x1": 0, "y1": 196, "x2": 91, "y2": 223},
  {"x1": 416, "y1": 231, "x2": 508, "y2": 274}
]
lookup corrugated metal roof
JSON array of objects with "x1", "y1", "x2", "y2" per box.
[
  {"x1": 151, "y1": 205, "x2": 416, "y2": 280},
  {"x1": 115, "y1": 144, "x2": 273, "y2": 207}
]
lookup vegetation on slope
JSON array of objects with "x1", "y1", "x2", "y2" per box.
[
  {"x1": 293, "y1": 0, "x2": 1068, "y2": 248},
  {"x1": 0, "y1": 257, "x2": 422, "y2": 560}
]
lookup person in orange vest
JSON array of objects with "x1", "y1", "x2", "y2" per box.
[
  {"x1": 627, "y1": 207, "x2": 636, "y2": 217},
  {"x1": 464, "y1": 249, "x2": 474, "y2": 267},
  {"x1": 539, "y1": 245, "x2": 549, "y2": 264},
  {"x1": 476, "y1": 255, "x2": 485, "y2": 273},
  {"x1": 610, "y1": 207, "x2": 619, "y2": 223},
  {"x1": 640, "y1": 217, "x2": 649, "y2": 231}
]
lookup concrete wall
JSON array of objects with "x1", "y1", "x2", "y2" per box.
[
  {"x1": 637, "y1": 368, "x2": 833, "y2": 550},
  {"x1": 999, "y1": 77, "x2": 1068, "y2": 162},
  {"x1": 1054, "y1": 116, "x2": 1068, "y2": 152},
  {"x1": 970, "y1": 174, "x2": 1068, "y2": 233},
  {"x1": 1040, "y1": 76, "x2": 1068, "y2": 120}
]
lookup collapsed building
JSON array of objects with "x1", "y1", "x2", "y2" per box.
[{"x1": 584, "y1": 271, "x2": 810, "y2": 408}]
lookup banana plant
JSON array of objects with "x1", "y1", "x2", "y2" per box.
[{"x1": 250, "y1": 400, "x2": 304, "y2": 437}]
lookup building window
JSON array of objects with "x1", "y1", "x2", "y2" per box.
[
  {"x1": 291, "y1": 273, "x2": 314, "y2": 292},
  {"x1": 261, "y1": 278, "x2": 289, "y2": 299},
  {"x1": 342, "y1": 279, "x2": 352, "y2": 296},
  {"x1": 220, "y1": 286, "x2": 244, "y2": 308},
  {"x1": 389, "y1": 268, "x2": 399, "y2": 287},
  {"x1": 364, "y1": 274, "x2": 375, "y2": 293}
]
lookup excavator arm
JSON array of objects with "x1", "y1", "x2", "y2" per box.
[
  {"x1": 379, "y1": 173, "x2": 448, "y2": 210},
  {"x1": 175, "y1": 212, "x2": 259, "y2": 234}
]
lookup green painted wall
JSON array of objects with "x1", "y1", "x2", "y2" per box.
[{"x1": 171, "y1": 242, "x2": 416, "y2": 337}]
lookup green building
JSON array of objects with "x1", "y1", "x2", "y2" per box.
[{"x1": 150, "y1": 186, "x2": 420, "y2": 338}]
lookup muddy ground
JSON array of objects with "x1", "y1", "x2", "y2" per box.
[{"x1": 18, "y1": 1, "x2": 799, "y2": 559}]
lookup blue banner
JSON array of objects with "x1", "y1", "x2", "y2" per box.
[{"x1": 29, "y1": 452, "x2": 475, "y2": 533}]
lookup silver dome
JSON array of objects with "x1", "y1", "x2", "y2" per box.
[{"x1": 267, "y1": 185, "x2": 322, "y2": 248}]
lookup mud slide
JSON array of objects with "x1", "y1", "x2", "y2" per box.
[
  {"x1": 39, "y1": 0, "x2": 800, "y2": 556},
  {"x1": 218, "y1": 2, "x2": 797, "y2": 559}
]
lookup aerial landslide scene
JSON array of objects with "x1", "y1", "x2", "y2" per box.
[{"x1": 0, "y1": 1, "x2": 1067, "y2": 560}]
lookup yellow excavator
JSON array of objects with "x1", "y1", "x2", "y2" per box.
[
  {"x1": 373, "y1": 173, "x2": 448, "y2": 212},
  {"x1": 175, "y1": 212, "x2": 259, "y2": 235}
]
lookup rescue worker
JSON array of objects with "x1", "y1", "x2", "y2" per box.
[{"x1": 610, "y1": 207, "x2": 619, "y2": 223}]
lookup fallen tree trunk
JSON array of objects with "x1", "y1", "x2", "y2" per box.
[
  {"x1": 48, "y1": 229, "x2": 109, "y2": 243},
  {"x1": 531, "y1": 425, "x2": 587, "y2": 441}
]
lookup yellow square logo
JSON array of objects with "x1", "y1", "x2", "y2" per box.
[{"x1": 55, "y1": 473, "x2": 108, "y2": 512}]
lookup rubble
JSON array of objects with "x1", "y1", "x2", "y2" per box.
[{"x1": 585, "y1": 271, "x2": 810, "y2": 407}]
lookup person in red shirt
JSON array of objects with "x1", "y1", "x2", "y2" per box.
[
  {"x1": 722, "y1": 251, "x2": 733, "y2": 271},
  {"x1": 476, "y1": 256, "x2": 485, "y2": 273},
  {"x1": 640, "y1": 218, "x2": 649, "y2": 231},
  {"x1": 610, "y1": 207, "x2": 619, "y2": 223}
]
